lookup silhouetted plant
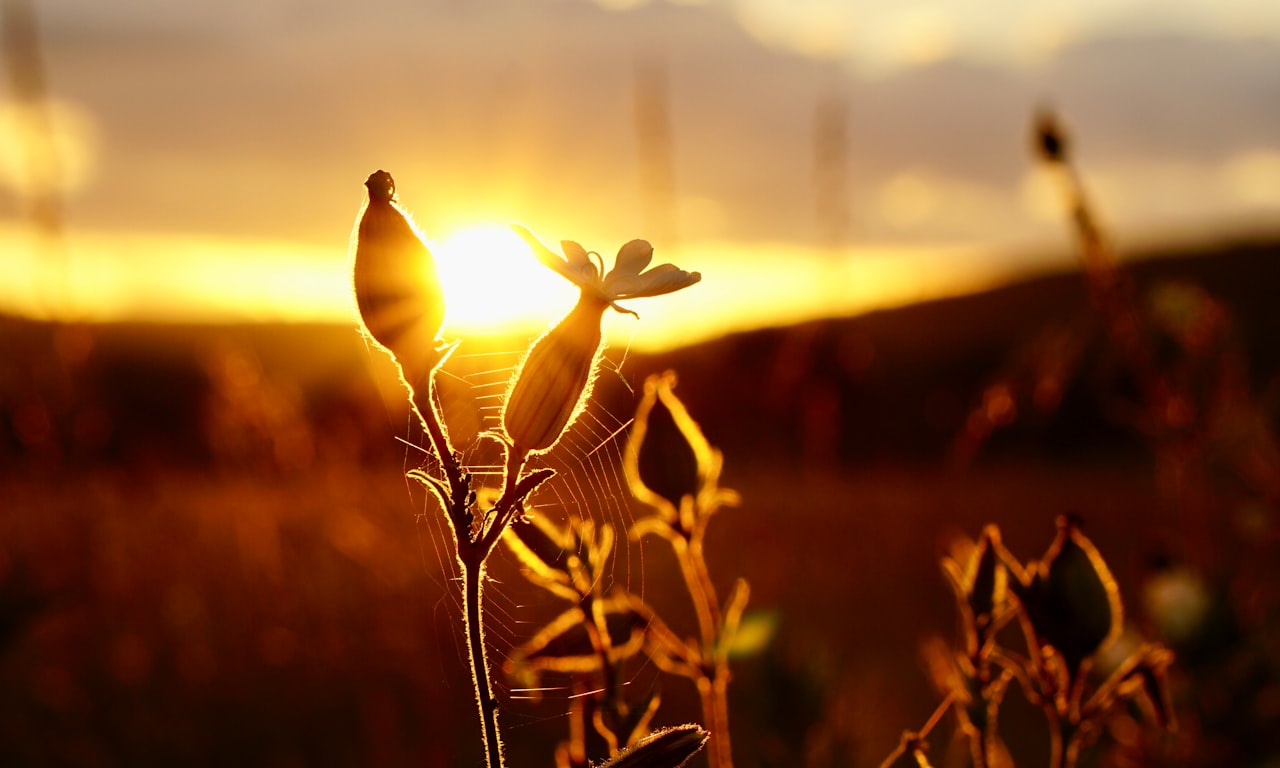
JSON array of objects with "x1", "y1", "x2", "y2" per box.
[
  {"x1": 884, "y1": 518, "x2": 1175, "y2": 768},
  {"x1": 943, "y1": 109, "x2": 1280, "y2": 766},
  {"x1": 351, "y1": 170, "x2": 705, "y2": 768}
]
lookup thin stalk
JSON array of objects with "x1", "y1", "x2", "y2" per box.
[
  {"x1": 402, "y1": 363, "x2": 518, "y2": 768},
  {"x1": 478, "y1": 446, "x2": 530, "y2": 554},
  {"x1": 407, "y1": 373, "x2": 467, "y2": 502},
  {"x1": 586, "y1": 593, "x2": 624, "y2": 752},
  {"x1": 673, "y1": 522, "x2": 733, "y2": 768},
  {"x1": 463, "y1": 553, "x2": 504, "y2": 768},
  {"x1": 675, "y1": 525, "x2": 722, "y2": 649},
  {"x1": 697, "y1": 672, "x2": 733, "y2": 768}
]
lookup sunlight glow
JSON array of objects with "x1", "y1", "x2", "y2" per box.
[
  {"x1": 430, "y1": 224, "x2": 575, "y2": 338},
  {"x1": 0, "y1": 221, "x2": 1063, "y2": 353},
  {"x1": 0, "y1": 98, "x2": 98, "y2": 194}
]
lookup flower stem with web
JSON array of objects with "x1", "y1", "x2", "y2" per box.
[{"x1": 404, "y1": 370, "x2": 541, "y2": 768}]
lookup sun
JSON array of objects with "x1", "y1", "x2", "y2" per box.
[{"x1": 430, "y1": 224, "x2": 576, "y2": 336}]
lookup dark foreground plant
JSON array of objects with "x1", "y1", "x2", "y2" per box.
[
  {"x1": 883, "y1": 518, "x2": 1175, "y2": 768},
  {"x1": 351, "y1": 170, "x2": 705, "y2": 768},
  {"x1": 950, "y1": 109, "x2": 1280, "y2": 764}
]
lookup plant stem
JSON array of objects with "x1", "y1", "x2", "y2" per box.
[
  {"x1": 697, "y1": 671, "x2": 733, "y2": 768},
  {"x1": 406, "y1": 369, "x2": 468, "y2": 503},
  {"x1": 674, "y1": 523, "x2": 733, "y2": 768},
  {"x1": 463, "y1": 553, "x2": 504, "y2": 768},
  {"x1": 402, "y1": 363, "x2": 510, "y2": 768},
  {"x1": 678, "y1": 525, "x2": 722, "y2": 649}
]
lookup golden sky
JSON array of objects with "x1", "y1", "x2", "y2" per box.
[{"x1": 2, "y1": 0, "x2": 1278, "y2": 349}]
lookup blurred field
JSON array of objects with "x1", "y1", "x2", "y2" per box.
[{"x1": 2, "y1": 237, "x2": 1279, "y2": 766}]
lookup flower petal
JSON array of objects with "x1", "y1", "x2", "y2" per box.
[
  {"x1": 612, "y1": 264, "x2": 701, "y2": 299},
  {"x1": 511, "y1": 224, "x2": 595, "y2": 287},
  {"x1": 560, "y1": 240, "x2": 597, "y2": 278},
  {"x1": 604, "y1": 239, "x2": 654, "y2": 289}
]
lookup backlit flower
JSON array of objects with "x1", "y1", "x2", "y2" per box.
[
  {"x1": 510, "y1": 224, "x2": 700, "y2": 316},
  {"x1": 502, "y1": 228, "x2": 700, "y2": 456}
]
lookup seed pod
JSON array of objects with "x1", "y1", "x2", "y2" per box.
[
  {"x1": 502, "y1": 290, "x2": 609, "y2": 455},
  {"x1": 625, "y1": 371, "x2": 713, "y2": 514},
  {"x1": 1033, "y1": 109, "x2": 1069, "y2": 164},
  {"x1": 1013, "y1": 516, "x2": 1122, "y2": 676},
  {"x1": 963, "y1": 526, "x2": 1006, "y2": 629},
  {"x1": 352, "y1": 170, "x2": 446, "y2": 381}
]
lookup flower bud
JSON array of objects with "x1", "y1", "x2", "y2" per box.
[
  {"x1": 502, "y1": 291, "x2": 609, "y2": 455},
  {"x1": 1033, "y1": 109, "x2": 1069, "y2": 164},
  {"x1": 352, "y1": 170, "x2": 446, "y2": 380},
  {"x1": 625, "y1": 371, "x2": 712, "y2": 514},
  {"x1": 1013, "y1": 516, "x2": 1122, "y2": 675}
]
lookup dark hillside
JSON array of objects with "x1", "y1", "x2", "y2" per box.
[{"x1": 3, "y1": 237, "x2": 1278, "y2": 470}]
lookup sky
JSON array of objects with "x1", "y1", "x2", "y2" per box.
[{"x1": 1, "y1": 0, "x2": 1278, "y2": 349}]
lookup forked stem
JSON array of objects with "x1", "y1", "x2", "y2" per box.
[{"x1": 401, "y1": 364, "x2": 538, "y2": 768}]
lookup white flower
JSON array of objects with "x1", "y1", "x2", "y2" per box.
[{"x1": 511, "y1": 224, "x2": 701, "y2": 316}]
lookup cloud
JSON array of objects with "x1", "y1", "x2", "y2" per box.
[{"x1": 17, "y1": 0, "x2": 1280, "y2": 263}]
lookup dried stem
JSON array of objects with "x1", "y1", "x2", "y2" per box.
[{"x1": 673, "y1": 518, "x2": 733, "y2": 768}]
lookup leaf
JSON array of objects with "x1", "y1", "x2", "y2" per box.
[
  {"x1": 507, "y1": 599, "x2": 648, "y2": 682},
  {"x1": 596, "y1": 724, "x2": 709, "y2": 768},
  {"x1": 725, "y1": 609, "x2": 778, "y2": 659},
  {"x1": 503, "y1": 514, "x2": 579, "y2": 597}
]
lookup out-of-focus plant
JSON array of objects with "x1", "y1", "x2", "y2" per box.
[
  {"x1": 502, "y1": 371, "x2": 751, "y2": 768},
  {"x1": 883, "y1": 518, "x2": 1175, "y2": 768},
  {"x1": 947, "y1": 110, "x2": 1280, "y2": 765},
  {"x1": 626, "y1": 372, "x2": 747, "y2": 768},
  {"x1": 351, "y1": 170, "x2": 706, "y2": 768}
]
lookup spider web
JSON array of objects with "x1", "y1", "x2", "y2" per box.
[{"x1": 397, "y1": 329, "x2": 660, "y2": 730}]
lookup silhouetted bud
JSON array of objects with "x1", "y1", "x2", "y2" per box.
[
  {"x1": 599, "y1": 723, "x2": 709, "y2": 768},
  {"x1": 1033, "y1": 110, "x2": 1069, "y2": 164},
  {"x1": 1013, "y1": 516, "x2": 1121, "y2": 675},
  {"x1": 626, "y1": 372, "x2": 712, "y2": 513},
  {"x1": 352, "y1": 170, "x2": 446, "y2": 380}
]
